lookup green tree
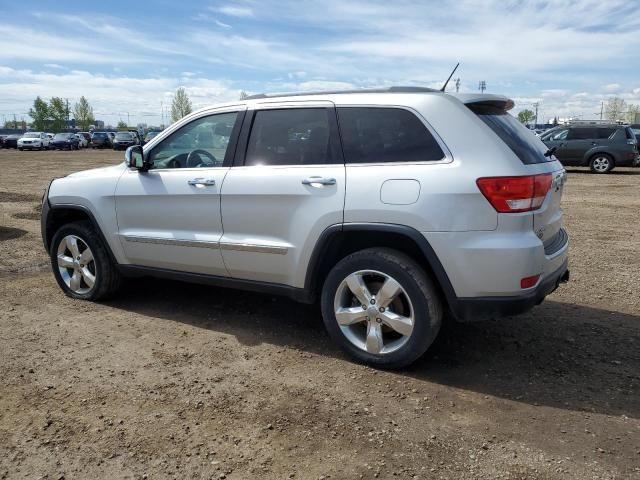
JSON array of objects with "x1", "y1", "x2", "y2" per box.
[
  {"x1": 171, "y1": 87, "x2": 192, "y2": 122},
  {"x1": 605, "y1": 97, "x2": 626, "y2": 122},
  {"x1": 517, "y1": 109, "x2": 535, "y2": 125},
  {"x1": 49, "y1": 97, "x2": 67, "y2": 132},
  {"x1": 117, "y1": 120, "x2": 128, "y2": 130},
  {"x1": 73, "y1": 96, "x2": 95, "y2": 131},
  {"x1": 29, "y1": 96, "x2": 50, "y2": 131}
]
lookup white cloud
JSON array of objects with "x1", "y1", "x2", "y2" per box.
[
  {"x1": 216, "y1": 5, "x2": 254, "y2": 17},
  {"x1": 603, "y1": 83, "x2": 621, "y2": 92}
]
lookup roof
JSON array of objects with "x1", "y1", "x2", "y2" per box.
[{"x1": 244, "y1": 86, "x2": 439, "y2": 100}]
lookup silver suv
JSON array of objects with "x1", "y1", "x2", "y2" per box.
[{"x1": 41, "y1": 87, "x2": 569, "y2": 368}]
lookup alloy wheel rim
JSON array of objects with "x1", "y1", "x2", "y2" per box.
[
  {"x1": 56, "y1": 235, "x2": 96, "y2": 294},
  {"x1": 333, "y1": 270, "x2": 414, "y2": 355},
  {"x1": 593, "y1": 157, "x2": 610, "y2": 172}
]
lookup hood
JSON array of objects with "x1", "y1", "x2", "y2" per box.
[{"x1": 66, "y1": 162, "x2": 127, "y2": 179}]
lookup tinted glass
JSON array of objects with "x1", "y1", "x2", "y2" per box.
[
  {"x1": 338, "y1": 107, "x2": 444, "y2": 164},
  {"x1": 625, "y1": 127, "x2": 636, "y2": 140},
  {"x1": 596, "y1": 128, "x2": 615, "y2": 139},
  {"x1": 245, "y1": 108, "x2": 337, "y2": 166},
  {"x1": 567, "y1": 128, "x2": 597, "y2": 140},
  {"x1": 470, "y1": 105, "x2": 550, "y2": 164},
  {"x1": 92, "y1": 132, "x2": 107, "y2": 138},
  {"x1": 149, "y1": 112, "x2": 238, "y2": 169}
]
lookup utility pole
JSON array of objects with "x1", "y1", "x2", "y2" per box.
[
  {"x1": 600, "y1": 101, "x2": 604, "y2": 120},
  {"x1": 478, "y1": 80, "x2": 486, "y2": 93},
  {"x1": 65, "y1": 99, "x2": 70, "y2": 124},
  {"x1": 160, "y1": 100, "x2": 164, "y2": 128},
  {"x1": 127, "y1": 112, "x2": 130, "y2": 126},
  {"x1": 454, "y1": 78, "x2": 461, "y2": 93},
  {"x1": 533, "y1": 102, "x2": 539, "y2": 128}
]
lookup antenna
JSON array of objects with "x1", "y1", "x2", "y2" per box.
[{"x1": 440, "y1": 63, "x2": 460, "y2": 92}]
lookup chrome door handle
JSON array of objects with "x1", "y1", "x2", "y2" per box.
[
  {"x1": 187, "y1": 178, "x2": 216, "y2": 186},
  {"x1": 302, "y1": 176, "x2": 336, "y2": 186}
]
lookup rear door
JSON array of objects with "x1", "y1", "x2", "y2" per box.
[
  {"x1": 219, "y1": 102, "x2": 345, "y2": 287},
  {"x1": 563, "y1": 127, "x2": 597, "y2": 162}
]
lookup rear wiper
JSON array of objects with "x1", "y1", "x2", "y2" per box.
[{"x1": 544, "y1": 146, "x2": 557, "y2": 157}]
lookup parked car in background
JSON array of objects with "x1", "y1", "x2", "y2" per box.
[
  {"x1": 74, "y1": 134, "x2": 88, "y2": 149},
  {"x1": 112, "y1": 131, "x2": 137, "y2": 150},
  {"x1": 541, "y1": 124, "x2": 639, "y2": 173},
  {"x1": 18, "y1": 132, "x2": 51, "y2": 151},
  {"x1": 41, "y1": 87, "x2": 570, "y2": 368},
  {"x1": 143, "y1": 131, "x2": 161, "y2": 144},
  {"x1": 51, "y1": 133, "x2": 80, "y2": 150},
  {"x1": 0, "y1": 135, "x2": 7, "y2": 148},
  {"x1": 78, "y1": 132, "x2": 91, "y2": 144},
  {"x1": 107, "y1": 132, "x2": 115, "y2": 143},
  {"x1": 3, "y1": 134, "x2": 21, "y2": 149},
  {"x1": 630, "y1": 124, "x2": 640, "y2": 144},
  {"x1": 90, "y1": 132, "x2": 112, "y2": 149}
]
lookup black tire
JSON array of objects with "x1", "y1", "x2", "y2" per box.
[
  {"x1": 50, "y1": 221, "x2": 122, "y2": 301},
  {"x1": 320, "y1": 248, "x2": 442, "y2": 369},
  {"x1": 589, "y1": 153, "x2": 614, "y2": 173}
]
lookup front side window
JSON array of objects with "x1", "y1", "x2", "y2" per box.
[
  {"x1": 149, "y1": 112, "x2": 238, "y2": 169},
  {"x1": 245, "y1": 108, "x2": 338, "y2": 166},
  {"x1": 544, "y1": 129, "x2": 569, "y2": 141},
  {"x1": 337, "y1": 107, "x2": 444, "y2": 164}
]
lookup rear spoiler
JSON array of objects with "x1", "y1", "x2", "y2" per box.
[{"x1": 451, "y1": 93, "x2": 515, "y2": 112}]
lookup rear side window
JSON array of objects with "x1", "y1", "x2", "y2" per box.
[
  {"x1": 337, "y1": 107, "x2": 444, "y2": 164},
  {"x1": 470, "y1": 104, "x2": 550, "y2": 164},
  {"x1": 245, "y1": 108, "x2": 339, "y2": 166},
  {"x1": 567, "y1": 128, "x2": 597, "y2": 140},
  {"x1": 596, "y1": 128, "x2": 615, "y2": 139}
]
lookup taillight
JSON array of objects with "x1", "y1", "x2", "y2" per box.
[
  {"x1": 520, "y1": 274, "x2": 541, "y2": 289},
  {"x1": 476, "y1": 174, "x2": 552, "y2": 213}
]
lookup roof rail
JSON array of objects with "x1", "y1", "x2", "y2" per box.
[{"x1": 244, "y1": 86, "x2": 439, "y2": 100}]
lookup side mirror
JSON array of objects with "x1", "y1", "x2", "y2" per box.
[{"x1": 125, "y1": 145, "x2": 150, "y2": 171}]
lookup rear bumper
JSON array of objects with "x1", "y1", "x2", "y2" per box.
[{"x1": 450, "y1": 259, "x2": 569, "y2": 322}]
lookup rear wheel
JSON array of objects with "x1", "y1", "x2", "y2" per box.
[
  {"x1": 50, "y1": 221, "x2": 122, "y2": 300},
  {"x1": 321, "y1": 248, "x2": 442, "y2": 368},
  {"x1": 589, "y1": 154, "x2": 613, "y2": 173}
]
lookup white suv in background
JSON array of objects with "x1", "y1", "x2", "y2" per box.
[
  {"x1": 41, "y1": 87, "x2": 569, "y2": 368},
  {"x1": 18, "y1": 131, "x2": 50, "y2": 150}
]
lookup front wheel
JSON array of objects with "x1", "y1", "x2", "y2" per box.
[
  {"x1": 50, "y1": 221, "x2": 122, "y2": 300},
  {"x1": 321, "y1": 248, "x2": 442, "y2": 369}
]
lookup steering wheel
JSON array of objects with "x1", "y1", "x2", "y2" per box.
[{"x1": 186, "y1": 149, "x2": 217, "y2": 168}]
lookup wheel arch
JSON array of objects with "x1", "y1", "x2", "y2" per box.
[
  {"x1": 42, "y1": 203, "x2": 118, "y2": 264},
  {"x1": 304, "y1": 223, "x2": 458, "y2": 312}
]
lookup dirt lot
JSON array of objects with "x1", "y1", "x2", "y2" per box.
[{"x1": 1, "y1": 148, "x2": 639, "y2": 480}]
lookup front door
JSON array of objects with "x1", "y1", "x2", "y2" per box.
[
  {"x1": 115, "y1": 108, "x2": 244, "y2": 275},
  {"x1": 219, "y1": 103, "x2": 345, "y2": 287}
]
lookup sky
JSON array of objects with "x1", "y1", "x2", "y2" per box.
[{"x1": 0, "y1": 0, "x2": 638, "y2": 127}]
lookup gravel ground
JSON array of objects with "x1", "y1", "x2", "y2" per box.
[{"x1": 1, "y1": 148, "x2": 639, "y2": 479}]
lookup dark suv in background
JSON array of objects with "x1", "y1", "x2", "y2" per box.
[
  {"x1": 90, "y1": 132, "x2": 112, "y2": 149},
  {"x1": 541, "y1": 124, "x2": 639, "y2": 173}
]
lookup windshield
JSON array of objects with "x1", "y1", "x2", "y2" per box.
[
  {"x1": 469, "y1": 104, "x2": 552, "y2": 164},
  {"x1": 54, "y1": 134, "x2": 70, "y2": 139},
  {"x1": 24, "y1": 133, "x2": 40, "y2": 138}
]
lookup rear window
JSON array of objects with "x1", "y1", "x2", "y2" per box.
[
  {"x1": 337, "y1": 107, "x2": 444, "y2": 164},
  {"x1": 92, "y1": 132, "x2": 107, "y2": 138},
  {"x1": 469, "y1": 104, "x2": 550, "y2": 164},
  {"x1": 115, "y1": 132, "x2": 132, "y2": 139},
  {"x1": 625, "y1": 127, "x2": 637, "y2": 140}
]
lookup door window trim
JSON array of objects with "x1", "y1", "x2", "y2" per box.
[
  {"x1": 142, "y1": 107, "x2": 246, "y2": 171},
  {"x1": 233, "y1": 106, "x2": 345, "y2": 167}
]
